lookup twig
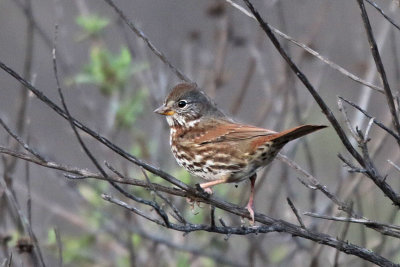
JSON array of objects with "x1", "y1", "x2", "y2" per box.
[
  {"x1": 225, "y1": 0, "x2": 385, "y2": 94},
  {"x1": 338, "y1": 96, "x2": 400, "y2": 142},
  {"x1": 388, "y1": 160, "x2": 400, "y2": 173},
  {"x1": 25, "y1": 160, "x2": 31, "y2": 225},
  {"x1": 141, "y1": 168, "x2": 187, "y2": 224},
  {"x1": 304, "y1": 212, "x2": 400, "y2": 239},
  {"x1": 0, "y1": 118, "x2": 45, "y2": 161},
  {"x1": 364, "y1": 118, "x2": 374, "y2": 140},
  {"x1": 277, "y1": 154, "x2": 358, "y2": 217},
  {"x1": 365, "y1": 0, "x2": 400, "y2": 31},
  {"x1": 286, "y1": 198, "x2": 305, "y2": 229},
  {"x1": 102, "y1": 0, "x2": 191, "y2": 83},
  {"x1": 102, "y1": 194, "x2": 165, "y2": 225},
  {"x1": 337, "y1": 98, "x2": 359, "y2": 141},
  {"x1": 338, "y1": 154, "x2": 367, "y2": 174},
  {"x1": 356, "y1": 0, "x2": 400, "y2": 143}
]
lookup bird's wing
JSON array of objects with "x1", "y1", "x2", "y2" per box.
[{"x1": 194, "y1": 121, "x2": 277, "y2": 145}]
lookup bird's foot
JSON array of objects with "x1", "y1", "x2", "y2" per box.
[{"x1": 195, "y1": 183, "x2": 213, "y2": 197}]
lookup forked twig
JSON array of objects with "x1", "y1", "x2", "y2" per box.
[{"x1": 356, "y1": 0, "x2": 400, "y2": 143}]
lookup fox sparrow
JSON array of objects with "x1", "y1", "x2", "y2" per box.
[{"x1": 155, "y1": 83, "x2": 326, "y2": 223}]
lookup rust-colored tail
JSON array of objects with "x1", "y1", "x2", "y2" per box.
[{"x1": 271, "y1": 124, "x2": 327, "y2": 146}]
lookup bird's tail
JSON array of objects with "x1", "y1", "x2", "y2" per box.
[{"x1": 271, "y1": 124, "x2": 327, "y2": 146}]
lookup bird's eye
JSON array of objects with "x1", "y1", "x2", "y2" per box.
[{"x1": 177, "y1": 100, "x2": 187, "y2": 108}]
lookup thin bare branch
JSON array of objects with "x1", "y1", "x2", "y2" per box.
[
  {"x1": 286, "y1": 198, "x2": 306, "y2": 229},
  {"x1": 388, "y1": 160, "x2": 400, "y2": 173},
  {"x1": 277, "y1": 154, "x2": 358, "y2": 217},
  {"x1": 365, "y1": 0, "x2": 400, "y2": 31},
  {"x1": 102, "y1": 0, "x2": 191, "y2": 83},
  {"x1": 0, "y1": 118, "x2": 45, "y2": 161},
  {"x1": 337, "y1": 98, "x2": 359, "y2": 141},
  {"x1": 304, "y1": 212, "x2": 400, "y2": 239},
  {"x1": 364, "y1": 118, "x2": 375, "y2": 140},
  {"x1": 141, "y1": 168, "x2": 187, "y2": 224},
  {"x1": 357, "y1": 0, "x2": 400, "y2": 142},
  {"x1": 338, "y1": 96, "x2": 400, "y2": 142},
  {"x1": 225, "y1": 0, "x2": 385, "y2": 94}
]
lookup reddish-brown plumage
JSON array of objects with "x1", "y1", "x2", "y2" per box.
[{"x1": 155, "y1": 83, "x2": 327, "y2": 223}]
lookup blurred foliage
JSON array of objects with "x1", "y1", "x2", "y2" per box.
[
  {"x1": 47, "y1": 229, "x2": 96, "y2": 266},
  {"x1": 75, "y1": 14, "x2": 149, "y2": 131},
  {"x1": 76, "y1": 15, "x2": 109, "y2": 39},
  {"x1": 116, "y1": 256, "x2": 130, "y2": 267},
  {"x1": 9, "y1": 231, "x2": 20, "y2": 247},
  {"x1": 75, "y1": 46, "x2": 133, "y2": 95},
  {"x1": 171, "y1": 168, "x2": 192, "y2": 185},
  {"x1": 78, "y1": 184, "x2": 104, "y2": 207},
  {"x1": 269, "y1": 245, "x2": 289, "y2": 263},
  {"x1": 177, "y1": 253, "x2": 190, "y2": 267},
  {"x1": 131, "y1": 234, "x2": 142, "y2": 247},
  {"x1": 116, "y1": 89, "x2": 147, "y2": 128}
]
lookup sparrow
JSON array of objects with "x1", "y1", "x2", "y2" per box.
[{"x1": 155, "y1": 82, "x2": 326, "y2": 223}]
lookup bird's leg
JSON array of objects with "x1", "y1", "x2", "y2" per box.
[
  {"x1": 199, "y1": 178, "x2": 229, "y2": 195},
  {"x1": 246, "y1": 174, "x2": 257, "y2": 225}
]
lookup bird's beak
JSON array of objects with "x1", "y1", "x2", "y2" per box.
[{"x1": 154, "y1": 105, "x2": 175, "y2": 116}]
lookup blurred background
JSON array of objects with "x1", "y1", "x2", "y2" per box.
[{"x1": 0, "y1": 0, "x2": 399, "y2": 266}]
